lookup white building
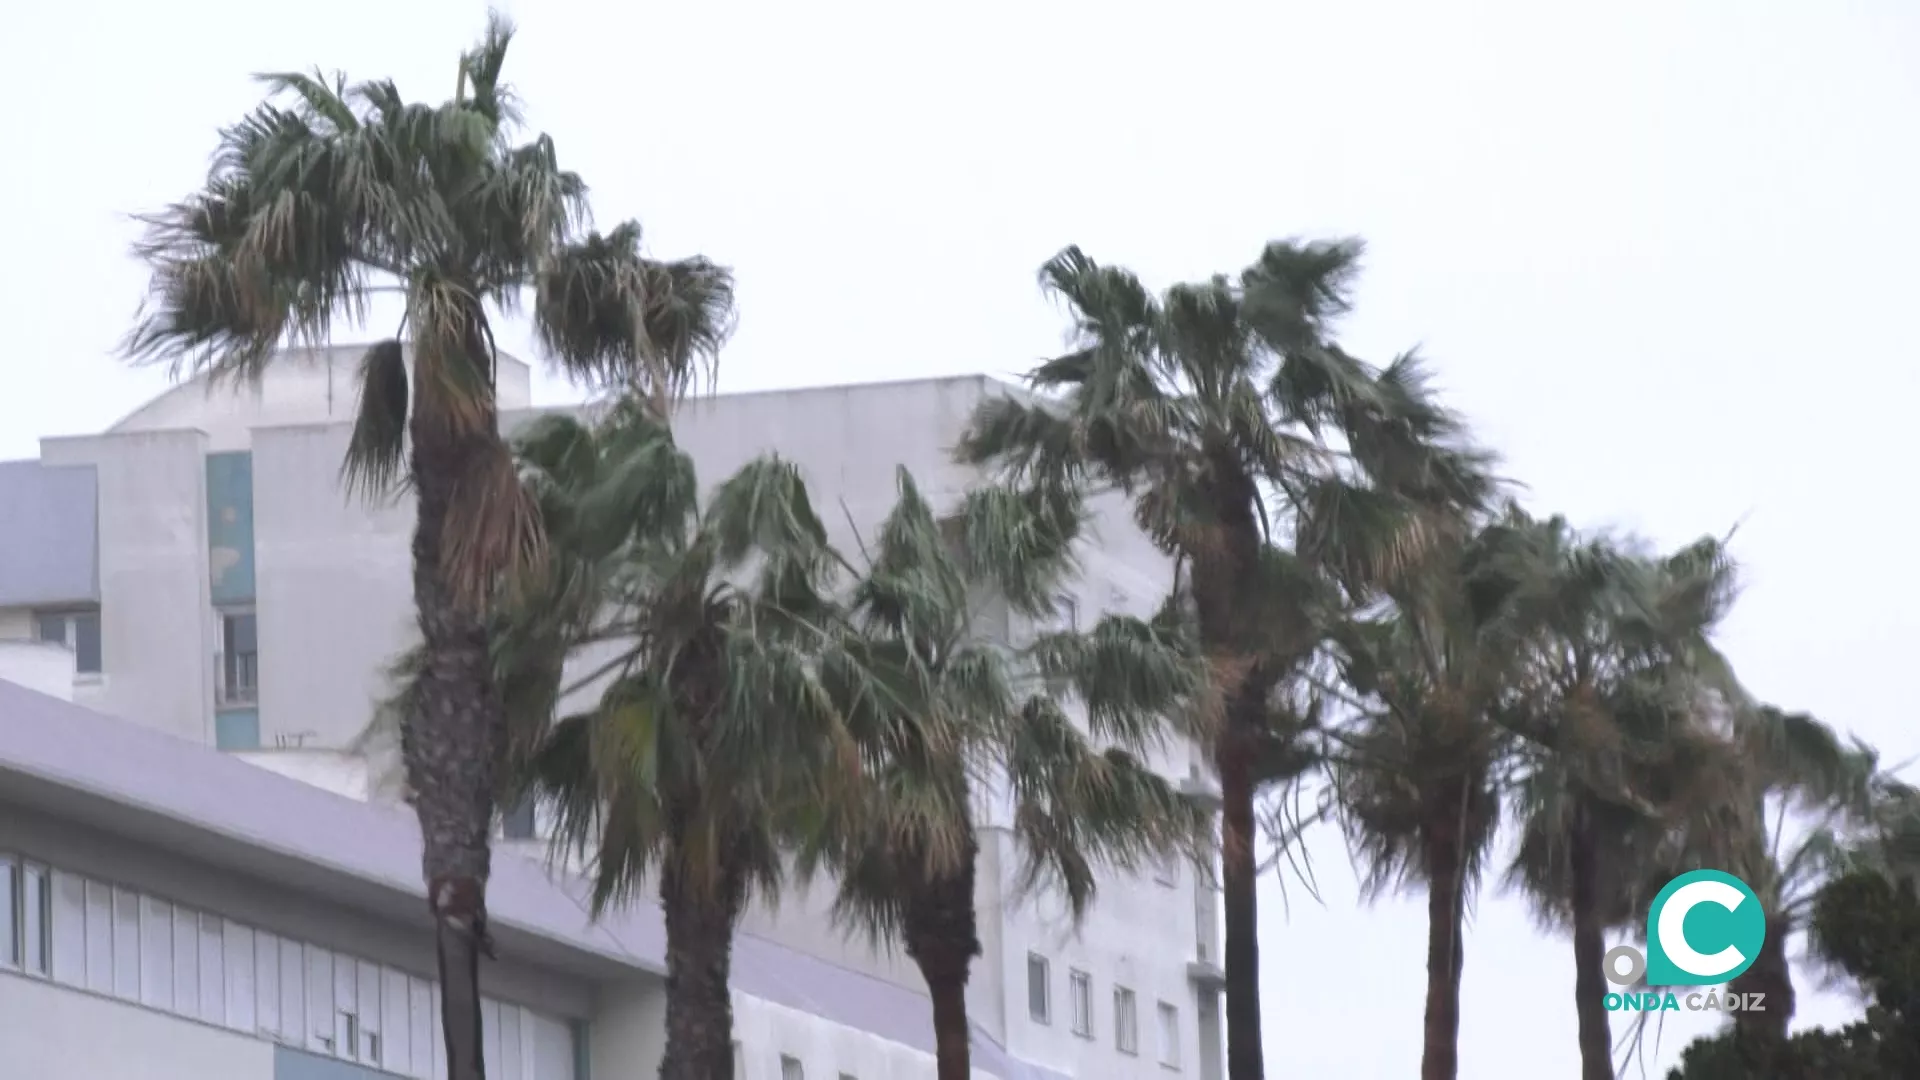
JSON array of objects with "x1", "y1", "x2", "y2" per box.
[{"x1": 0, "y1": 349, "x2": 1226, "y2": 1080}]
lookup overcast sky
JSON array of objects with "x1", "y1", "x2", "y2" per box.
[{"x1": 4, "y1": 1, "x2": 1916, "y2": 1075}]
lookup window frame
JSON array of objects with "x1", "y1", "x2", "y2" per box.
[
  {"x1": 217, "y1": 606, "x2": 259, "y2": 707},
  {"x1": 34, "y1": 607, "x2": 103, "y2": 676},
  {"x1": 1157, "y1": 999, "x2": 1181, "y2": 1068},
  {"x1": 1114, "y1": 985, "x2": 1139, "y2": 1055},
  {"x1": 1026, "y1": 951, "x2": 1051, "y2": 1025},
  {"x1": 1068, "y1": 968, "x2": 1093, "y2": 1038}
]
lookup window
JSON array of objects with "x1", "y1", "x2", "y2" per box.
[
  {"x1": 35, "y1": 609, "x2": 102, "y2": 674},
  {"x1": 502, "y1": 796, "x2": 537, "y2": 841},
  {"x1": 780, "y1": 1054, "x2": 805, "y2": 1080},
  {"x1": 1114, "y1": 986, "x2": 1139, "y2": 1055},
  {"x1": 731, "y1": 1042, "x2": 745, "y2": 1080},
  {"x1": 1157, "y1": 1001, "x2": 1181, "y2": 1067},
  {"x1": 1026, "y1": 952, "x2": 1050, "y2": 1024},
  {"x1": 0, "y1": 858, "x2": 15, "y2": 968},
  {"x1": 0, "y1": 852, "x2": 580, "y2": 1080},
  {"x1": 219, "y1": 609, "x2": 259, "y2": 706},
  {"x1": 1054, "y1": 592, "x2": 1079, "y2": 631},
  {"x1": 1069, "y1": 969, "x2": 1093, "y2": 1038}
]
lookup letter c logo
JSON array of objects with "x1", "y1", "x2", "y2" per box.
[{"x1": 1644, "y1": 870, "x2": 1766, "y2": 987}]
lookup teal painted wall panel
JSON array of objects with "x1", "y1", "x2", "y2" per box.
[
  {"x1": 207, "y1": 451, "x2": 256, "y2": 604},
  {"x1": 216, "y1": 708, "x2": 260, "y2": 750},
  {"x1": 273, "y1": 1046, "x2": 399, "y2": 1080}
]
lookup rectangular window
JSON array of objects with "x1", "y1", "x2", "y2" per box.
[
  {"x1": 219, "y1": 610, "x2": 259, "y2": 706},
  {"x1": 1026, "y1": 952, "x2": 1051, "y2": 1024},
  {"x1": 1115, "y1": 986, "x2": 1138, "y2": 1055},
  {"x1": 1055, "y1": 592, "x2": 1079, "y2": 631},
  {"x1": 1157, "y1": 1001, "x2": 1181, "y2": 1067},
  {"x1": 21, "y1": 864, "x2": 48, "y2": 975},
  {"x1": 0, "y1": 858, "x2": 14, "y2": 969},
  {"x1": 51, "y1": 871, "x2": 85, "y2": 984},
  {"x1": 226, "y1": 922, "x2": 257, "y2": 1033},
  {"x1": 141, "y1": 895, "x2": 173, "y2": 1008},
  {"x1": 306, "y1": 945, "x2": 335, "y2": 1053},
  {"x1": 198, "y1": 913, "x2": 225, "y2": 1024},
  {"x1": 172, "y1": 906, "x2": 201, "y2": 1016},
  {"x1": 780, "y1": 1055, "x2": 805, "y2": 1080},
  {"x1": 280, "y1": 936, "x2": 306, "y2": 1044},
  {"x1": 112, "y1": 887, "x2": 141, "y2": 999},
  {"x1": 36, "y1": 610, "x2": 102, "y2": 674},
  {"x1": 84, "y1": 880, "x2": 113, "y2": 992},
  {"x1": 381, "y1": 968, "x2": 412, "y2": 1069},
  {"x1": 502, "y1": 796, "x2": 537, "y2": 840},
  {"x1": 1069, "y1": 969, "x2": 1093, "y2": 1037}
]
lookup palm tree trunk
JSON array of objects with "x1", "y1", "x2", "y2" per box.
[
  {"x1": 1419, "y1": 806, "x2": 1468, "y2": 1080},
  {"x1": 1568, "y1": 811, "x2": 1614, "y2": 1080},
  {"x1": 407, "y1": 420, "x2": 508, "y2": 1080},
  {"x1": 1728, "y1": 916, "x2": 1793, "y2": 1044},
  {"x1": 1217, "y1": 719, "x2": 1265, "y2": 1080},
  {"x1": 905, "y1": 840, "x2": 982, "y2": 1080},
  {"x1": 659, "y1": 858, "x2": 746, "y2": 1080}
]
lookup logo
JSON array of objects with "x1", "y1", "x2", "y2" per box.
[{"x1": 1600, "y1": 870, "x2": 1769, "y2": 1015}]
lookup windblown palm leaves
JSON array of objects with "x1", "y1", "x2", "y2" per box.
[
  {"x1": 959, "y1": 239, "x2": 1495, "y2": 1080},
  {"x1": 1495, "y1": 513, "x2": 1754, "y2": 1080},
  {"x1": 123, "y1": 14, "x2": 732, "y2": 1079},
  {"x1": 500, "y1": 405, "x2": 861, "y2": 1080},
  {"x1": 800, "y1": 470, "x2": 1212, "y2": 1080},
  {"x1": 1323, "y1": 518, "x2": 1542, "y2": 1080}
]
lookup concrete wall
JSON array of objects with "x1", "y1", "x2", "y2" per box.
[
  {"x1": 0, "y1": 974, "x2": 275, "y2": 1080},
  {"x1": 251, "y1": 423, "x2": 416, "y2": 750},
  {"x1": 41, "y1": 429, "x2": 215, "y2": 744},
  {"x1": 109, "y1": 347, "x2": 534, "y2": 453},
  {"x1": 0, "y1": 639, "x2": 76, "y2": 700}
]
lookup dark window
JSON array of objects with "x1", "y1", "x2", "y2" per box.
[
  {"x1": 221, "y1": 611, "x2": 258, "y2": 705},
  {"x1": 502, "y1": 797, "x2": 537, "y2": 840},
  {"x1": 34, "y1": 610, "x2": 102, "y2": 674}
]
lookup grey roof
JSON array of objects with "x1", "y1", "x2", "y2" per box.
[
  {"x1": 0, "y1": 459, "x2": 98, "y2": 607},
  {"x1": 0, "y1": 679, "x2": 1065, "y2": 1080}
]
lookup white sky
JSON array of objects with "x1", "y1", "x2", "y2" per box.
[{"x1": 3, "y1": 1, "x2": 1916, "y2": 1075}]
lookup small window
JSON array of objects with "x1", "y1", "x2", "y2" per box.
[
  {"x1": 1115, "y1": 986, "x2": 1138, "y2": 1055},
  {"x1": 731, "y1": 1042, "x2": 745, "y2": 1080},
  {"x1": 1157, "y1": 1001, "x2": 1180, "y2": 1067},
  {"x1": 0, "y1": 857, "x2": 16, "y2": 969},
  {"x1": 219, "y1": 610, "x2": 259, "y2": 706},
  {"x1": 35, "y1": 609, "x2": 103, "y2": 674},
  {"x1": 1069, "y1": 969, "x2": 1093, "y2": 1038},
  {"x1": 780, "y1": 1055, "x2": 805, "y2": 1080},
  {"x1": 502, "y1": 796, "x2": 537, "y2": 841},
  {"x1": 1027, "y1": 952, "x2": 1050, "y2": 1024},
  {"x1": 1054, "y1": 592, "x2": 1079, "y2": 631}
]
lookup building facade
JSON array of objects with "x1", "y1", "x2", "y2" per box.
[{"x1": 0, "y1": 349, "x2": 1225, "y2": 1079}]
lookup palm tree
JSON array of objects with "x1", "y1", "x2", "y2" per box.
[
  {"x1": 958, "y1": 240, "x2": 1493, "y2": 1079},
  {"x1": 1716, "y1": 708, "x2": 1879, "y2": 1045},
  {"x1": 1500, "y1": 519, "x2": 1748, "y2": 1080},
  {"x1": 801, "y1": 470, "x2": 1212, "y2": 1080},
  {"x1": 494, "y1": 404, "x2": 868, "y2": 1080},
  {"x1": 1325, "y1": 516, "x2": 1546, "y2": 1080},
  {"x1": 124, "y1": 16, "x2": 733, "y2": 1077}
]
